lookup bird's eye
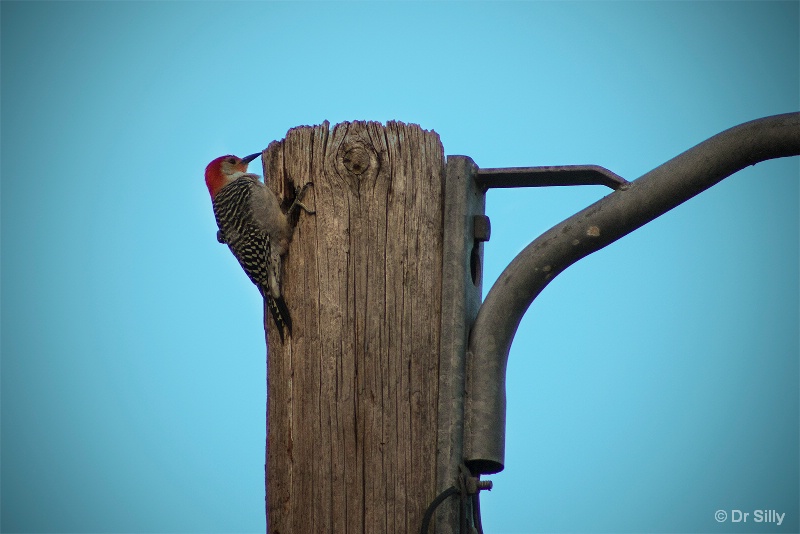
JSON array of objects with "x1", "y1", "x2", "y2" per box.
[{"x1": 227, "y1": 157, "x2": 236, "y2": 164}]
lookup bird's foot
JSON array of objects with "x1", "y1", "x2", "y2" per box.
[{"x1": 288, "y1": 182, "x2": 315, "y2": 216}]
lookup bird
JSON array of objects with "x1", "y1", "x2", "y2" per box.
[{"x1": 204, "y1": 152, "x2": 313, "y2": 342}]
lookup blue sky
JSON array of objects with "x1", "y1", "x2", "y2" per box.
[{"x1": 1, "y1": 2, "x2": 797, "y2": 533}]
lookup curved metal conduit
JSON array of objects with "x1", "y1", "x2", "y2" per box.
[{"x1": 464, "y1": 112, "x2": 800, "y2": 475}]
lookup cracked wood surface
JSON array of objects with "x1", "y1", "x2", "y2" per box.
[{"x1": 263, "y1": 120, "x2": 445, "y2": 533}]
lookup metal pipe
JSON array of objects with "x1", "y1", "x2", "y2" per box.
[
  {"x1": 436, "y1": 156, "x2": 485, "y2": 533},
  {"x1": 464, "y1": 112, "x2": 800, "y2": 474},
  {"x1": 476, "y1": 165, "x2": 629, "y2": 190}
]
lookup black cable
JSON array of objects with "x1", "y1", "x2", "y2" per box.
[
  {"x1": 420, "y1": 486, "x2": 459, "y2": 534},
  {"x1": 472, "y1": 491, "x2": 485, "y2": 534}
]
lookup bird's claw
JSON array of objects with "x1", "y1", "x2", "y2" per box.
[{"x1": 288, "y1": 182, "x2": 315, "y2": 216}]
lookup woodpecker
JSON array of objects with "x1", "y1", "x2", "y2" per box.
[{"x1": 205, "y1": 152, "x2": 313, "y2": 342}]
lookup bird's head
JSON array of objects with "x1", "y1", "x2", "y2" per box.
[{"x1": 205, "y1": 152, "x2": 261, "y2": 198}]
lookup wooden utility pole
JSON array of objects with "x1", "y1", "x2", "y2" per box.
[
  {"x1": 262, "y1": 121, "x2": 448, "y2": 533},
  {"x1": 258, "y1": 113, "x2": 799, "y2": 534}
]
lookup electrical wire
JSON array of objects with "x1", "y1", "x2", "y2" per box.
[{"x1": 420, "y1": 486, "x2": 459, "y2": 534}]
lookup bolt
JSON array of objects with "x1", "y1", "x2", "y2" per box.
[{"x1": 476, "y1": 480, "x2": 493, "y2": 491}]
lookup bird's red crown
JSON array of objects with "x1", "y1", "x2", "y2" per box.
[{"x1": 205, "y1": 153, "x2": 260, "y2": 198}]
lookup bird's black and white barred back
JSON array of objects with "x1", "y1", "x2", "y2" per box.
[
  {"x1": 213, "y1": 175, "x2": 270, "y2": 288},
  {"x1": 205, "y1": 153, "x2": 313, "y2": 344},
  {"x1": 212, "y1": 174, "x2": 292, "y2": 341}
]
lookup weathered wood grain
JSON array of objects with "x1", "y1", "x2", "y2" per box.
[{"x1": 263, "y1": 121, "x2": 445, "y2": 533}]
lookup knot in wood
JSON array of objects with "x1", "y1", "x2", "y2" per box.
[{"x1": 341, "y1": 145, "x2": 372, "y2": 175}]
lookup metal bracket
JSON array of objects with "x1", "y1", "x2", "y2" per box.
[
  {"x1": 476, "y1": 165, "x2": 629, "y2": 191},
  {"x1": 437, "y1": 156, "x2": 486, "y2": 534},
  {"x1": 463, "y1": 112, "x2": 800, "y2": 476}
]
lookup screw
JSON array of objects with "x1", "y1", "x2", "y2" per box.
[{"x1": 476, "y1": 480, "x2": 493, "y2": 491}]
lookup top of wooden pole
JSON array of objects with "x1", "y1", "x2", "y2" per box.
[{"x1": 263, "y1": 120, "x2": 448, "y2": 534}]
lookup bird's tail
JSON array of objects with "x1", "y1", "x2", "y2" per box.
[{"x1": 265, "y1": 295, "x2": 292, "y2": 343}]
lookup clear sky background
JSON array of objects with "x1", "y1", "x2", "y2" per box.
[{"x1": 1, "y1": 2, "x2": 797, "y2": 533}]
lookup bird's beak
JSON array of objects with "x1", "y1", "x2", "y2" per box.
[{"x1": 242, "y1": 152, "x2": 261, "y2": 164}]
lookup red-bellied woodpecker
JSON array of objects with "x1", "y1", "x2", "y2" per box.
[{"x1": 204, "y1": 152, "x2": 313, "y2": 342}]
